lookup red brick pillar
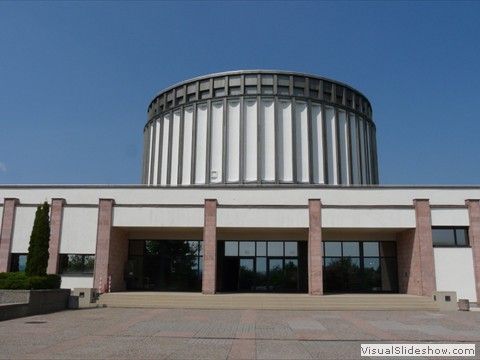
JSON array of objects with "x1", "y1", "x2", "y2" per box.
[
  {"x1": 0, "y1": 198, "x2": 19, "y2": 272},
  {"x1": 308, "y1": 199, "x2": 323, "y2": 295},
  {"x1": 93, "y1": 199, "x2": 115, "y2": 293},
  {"x1": 202, "y1": 199, "x2": 217, "y2": 294},
  {"x1": 466, "y1": 199, "x2": 480, "y2": 304},
  {"x1": 414, "y1": 199, "x2": 436, "y2": 296},
  {"x1": 47, "y1": 198, "x2": 65, "y2": 274}
]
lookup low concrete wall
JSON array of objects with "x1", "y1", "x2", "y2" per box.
[{"x1": 0, "y1": 289, "x2": 71, "y2": 321}]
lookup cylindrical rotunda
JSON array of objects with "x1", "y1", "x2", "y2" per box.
[{"x1": 142, "y1": 70, "x2": 378, "y2": 186}]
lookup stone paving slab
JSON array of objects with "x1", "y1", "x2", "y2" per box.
[{"x1": 0, "y1": 308, "x2": 479, "y2": 359}]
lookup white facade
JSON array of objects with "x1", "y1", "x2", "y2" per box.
[
  {"x1": 0, "y1": 185, "x2": 479, "y2": 303},
  {"x1": 143, "y1": 71, "x2": 378, "y2": 186}
]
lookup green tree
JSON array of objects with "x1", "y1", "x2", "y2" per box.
[{"x1": 25, "y1": 202, "x2": 50, "y2": 276}]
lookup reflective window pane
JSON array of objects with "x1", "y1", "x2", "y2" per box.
[
  {"x1": 256, "y1": 257, "x2": 267, "y2": 291},
  {"x1": 364, "y1": 257, "x2": 379, "y2": 270},
  {"x1": 239, "y1": 241, "x2": 255, "y2": 256},
  {"x1": 269, "y1": 259, "x2": 284, "y2": 290},
  {"x1": 363, "y1": 242, "x2": 379, "y2": 256},
  {"x1": 432, "y1": 229, "x2": 455, "y2": 246},
  {"x1": 256, "y1": 242, "x2": 266, "y2": 256},
  {"x1": 225, "y1": 241, "x2": 238, "y2": 256},
  {"x1": 324, "y1": 242, "x2": 341, "y2": 256},
  {"x1": 285, "y1": 259, "x2": 298, "y2": 290},
  {"x1": 455, "y1": 229, "x2": 469, "y2": 246},
  {"x1": 324, "y1": 257, "x2": 341, "y2": 266},
  {"x1": 18, "y1": 255, "x2": 27, "y2": 271},
  {"x1": 84, "y1": 255, "x2": 95, "y2": 273},
  {"x1": 343, "y1": 242, "x2": 359, "y2": 257},
  {"x1": 285, "y1": 242, "x2": 298, "y2": 256},
  {"x1": 268, "y1": 242, "x2": 283, "y2": 256}
]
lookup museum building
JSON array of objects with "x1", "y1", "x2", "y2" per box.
[{"x1": 0, "y1": 71, "x2": 479, "y2": 304}]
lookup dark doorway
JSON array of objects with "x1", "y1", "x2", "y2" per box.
[{"x1": 217, "y1": 241, "x2": 307, "y2": 293}]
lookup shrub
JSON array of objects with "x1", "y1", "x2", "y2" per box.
[
  {"x1": 0, "y1": 272, "x2": 61, "y2": 290},
  {"x1": 25, "y1": 202, "x2": 50, "y2": 277}
]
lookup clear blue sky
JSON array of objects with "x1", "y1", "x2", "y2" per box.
[{"x1": 1, "y1": 1, "x2": 479, "y2": 185}]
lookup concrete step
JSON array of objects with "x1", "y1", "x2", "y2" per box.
[{"x1": 97, "y1": 292, "x2": 439, "y2": 311}]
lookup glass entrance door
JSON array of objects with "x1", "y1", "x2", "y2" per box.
[
  {"x1": 218, "y1": 241, "x2": 307, "y2": 293},
  {"x1": 239, "y1": 258, "x2": 254, "y2": 291}
]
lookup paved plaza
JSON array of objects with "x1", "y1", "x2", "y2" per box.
[{"x1": 0, "y1": 307, "x2": 479, "y2": 359}]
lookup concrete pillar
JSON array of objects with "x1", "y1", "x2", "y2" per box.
[
  {"x1": 92, "y1": 198, "x2": 132, "y2": 292},
  {"x1": 396, "y1": 199, "x2": 436, "y2": 296},
  {"x1": 202, "y1": 199, "x2": 217, "y2": 294},
  {"x1": 308, "y1": 199, "x2": 323, "y2": 295},
  {"x1": 93, "y1": 199, "x2": 115, "y2": 293},
  {"x1": 414, "y1": 199, "x2": 436, "y2": 296},
  {"x1": 466, "y1": 199, "x2": 480, "y2": 304},
  {"x1": 0, "y1": 198, "x2": 19, "y2": 272},
  {"x1": 47, "y1": 198, "x2": 65, "y2": 274}
]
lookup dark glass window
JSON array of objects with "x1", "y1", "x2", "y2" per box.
[
  {"x1": 432, "y1": 227, "x2": 469, "y2": 247},
  {"x1": 363, "y1": 242, "x2": 379, "y2": 256},
  {"x1": 239, "y1": 241, "x2": 255, "y2": 256},
  {"x1": 256, "y1": 242, "x2": 266, "y2": 256},
  {"x1": 10, "y1": 254, "x2": 27, "y2": 272},
  {"x1": 268, "y1": 242, "x2": 283, "y2": 256},
  {"x1": 60, "y1": 254, "x2": 95, "y2": 274},
  {"x1": 293, "y1": 87, "x2": 304, "y2": 97},
  {"x1": 261, "y1": 86, "x2": 273, "y2": 94},
  {"x1": 323, "y1": 241, "x2": 398, "y2": 293},
  {"x1": 219, "y1": 241, "x2": 306, "y2": 293},
  {"x1": 343, "y1": 242, "x2": 359, "y2": 257},
  {"x1": 277, "y1": 86, "x2": 289, "y2": 95},
  {"x1": 285, "y1": 242, "x2": 298, "y2": 256},
  {"x1": 225, "y1": 241, "x2": 238, "y2": 256}
]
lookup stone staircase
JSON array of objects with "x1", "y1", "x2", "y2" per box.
[{"x1": 97, "y1": 292, "x2": 439, "y2": 311}]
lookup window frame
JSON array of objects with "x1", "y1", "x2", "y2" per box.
[
  {"x1": 431, "y1": 227, "x2": 470, "y2": 247},
  {"x1": 59, "y1": 254, "x2": 95, "y2": 275},
  {"x1": 10, "y1": 253, "x2": 28, "y2": 272}
]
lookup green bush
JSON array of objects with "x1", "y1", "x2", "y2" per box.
[
  {"x1": 26, "y1": 202, "x2": 51, "y2": 277},
  {"x1": 0, "y1": 272, "x2": 61, "y2": 290}
]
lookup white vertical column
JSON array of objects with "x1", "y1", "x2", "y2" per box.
[
  {"x1": 359, "y1": 117, "x2": 367, "y2": 184},
  {"x1": 295, "y1": 101, "x2": 309, "y2": 183},
  {"x1": 226, "y1": 100, "x2": 240, "y2": 182},
  {"x1": 195, "y1": 103, "x2": 208, "y2": 184},
  {"x1": 153, "y1": 118, "x2": 161, "y2": 184},
  {"x1": 338, "y1": 110, "x2": 349, "y2": 185},
  {"x1": 260, "y1": 99, "x2": 275, "y2": 182},
  {"x1": 366, "y1": 123, "x2": 373, "y2": 184},
  {"x1": 278, "y1": 100, "x2": 293, "y2": 182},
  {"x1": 349, "y1": 114, "x2": 360, "y2": 184},
  {"x1": 182, "y1": 107, "x2": 194, "y2": 185},
  {"x1": 244, "y1": 98, "x2": 257, "y2": 182},
  {"x1": 160, "y1": 114, "x2": 170, "y2": 185},
  {"x1": 147, "y1": 124, "x2": 154, "y2": 185},
  {"x1": 210, "y1": 101, "x2": 223, "y2": 184},
  {"x1": 325, "y1": 106, "x2": 337, "y2": 185},
  {"x1": 311, "y1": 104, "x2": 324, "y2": 184},
  {"x1": 170, "y1": 111, "x2": 181, "y2": 185}
]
